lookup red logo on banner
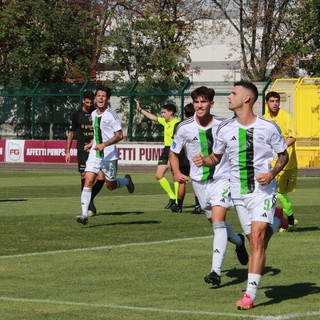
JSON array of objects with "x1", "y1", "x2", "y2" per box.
[{"x1": 8, "y1": 142, "x2": 22, "y2": 161}]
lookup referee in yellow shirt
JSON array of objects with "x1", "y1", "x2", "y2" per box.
[{"x1": 135, "y1": 99, "x2": 180, "y2": 209}]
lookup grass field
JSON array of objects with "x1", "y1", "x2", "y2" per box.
[{"x1": 0, "y1": 168, "x2": 319, "y2": 320}]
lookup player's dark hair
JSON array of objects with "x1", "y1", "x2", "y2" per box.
[
  {"x1": 234, "y1": 80, "x2": 259, "y2": 103},
  {"x1": 191, "y1": 86, "x2": 215, "y2": 102},
  {"x1": 163, "y1": 103, "x2": 177, "y2": 115},
  {"x1": 184, "y1": 103, "x2": 195, "y2": 118},
  {"x1": 265, "y1": 91, "x2": 280, "y2": 101},
  {"x1": 95, "y1": 85, "x2": 112, "y2": 98},
  {"x1": 82, "y1": 90, "x2": 95, "y2": 100}
]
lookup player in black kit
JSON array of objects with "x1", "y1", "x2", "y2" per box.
[{"x1": 65, "y1": 90, "x2": 104, "y2": 216}]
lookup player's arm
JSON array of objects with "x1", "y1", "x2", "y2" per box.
[
  {"x1": 134, "y1": 99, "x2": 157, "y2": 122},
  {"x1": 256, "y1": 150, "x2": 289, "y2": 186},
  {"x1": 169, "y1": 150, "x2": 188, "y2": 183},
  {"x1": 270, "y1": 150, "x2": 289, "y2": 178},
  {"x1": 286, "y1": 136, "x2": 296, "y2": 148},
  {"x1": 193, "y1": 152, "x2": 222, "y2": 168},
  {"x1": 94, "y1": 130, "x2": 123, "y2": 151},
  {"x1": 65, "y1": 130, "x2": 74, "y2": 163}
]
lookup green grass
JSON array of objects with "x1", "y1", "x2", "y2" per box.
[{"x1": 0, "y1": 169, "x2": 319, "y2": 320}]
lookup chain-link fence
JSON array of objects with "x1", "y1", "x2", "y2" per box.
[{"x1": 0, "y1": 81, "x2": 268, "y2": 141}]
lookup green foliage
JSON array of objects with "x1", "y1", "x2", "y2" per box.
[
  {"x1": 283, "y1": 0, "x2": 320, "y2": 77},
  {"x1": 105, "y1": 1, "x2": 193, "y2": 84},
  {"x1": 0, "y1": 169, "x2": 319, "y2": 319},
  {"x1": 1, "y1": 0, "x2": 318, "y2": 88},
  {"x1": 0, "y1": 0, "x2": 99, "y2": 83}
]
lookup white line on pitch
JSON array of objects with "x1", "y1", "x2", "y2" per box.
[
  {"x1": 0, "y1": 236, "x2": 212, "y2": 259},
  {"x1": 3, "y1": 296, "x2": 318, "y2": 319}
]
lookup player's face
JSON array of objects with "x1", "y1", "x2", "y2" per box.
[
  {"x1": 266, "y1": 97, "x2": 280, "y2": 116},
  {"x1": 82, "y1": 98, "x2": 94, "y2": 112},
  {"x1": 228, "y1": 85, "x2": 246, "y2": 111},
  {"x1": 193, "y1": 96, "x2": 212, "y2": 119},
  {"x1": 95, "y1": 90, "x2": 109, "y2": 109}
]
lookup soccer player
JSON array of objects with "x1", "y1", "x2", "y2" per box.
[
  {"x1": 135, "y1": 99, "x2": 180, "y2": 209},
  {"x1": 193, "y1": 81, "x2": 288, "y2": 309},
  {"x1": 76, "y1": 86, "x2": 135, "y2": 225},
  {"x1": 66, "y1": 90, "x2": 104, "y2": 216},
  {"x1": 264, "y1": 91, "x2": 299, "y2": 230},
  {"x1": 170, "y1": 86, "x2": 249, "y2": 286},
  {"x1": 170, "y1": 103, "x2": 202, "y2": 214}
]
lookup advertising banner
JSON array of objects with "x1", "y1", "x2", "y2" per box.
[{"x1": 0, "y1": 140, "x2": 162, "y2": 165}]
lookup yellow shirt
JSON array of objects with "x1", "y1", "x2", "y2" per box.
[
  {"x1": 157, "y1": 117, "x2": 180, "y2": 146},
  {"x1": 264, "y1": 108, "x2": 298, "y2": 170}
]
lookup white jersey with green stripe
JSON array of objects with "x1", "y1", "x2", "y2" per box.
[
  {"x1": 213, "y1": 115, "x2": 287, "y2": 198},
  {"x1": 89, "y1": 108, "x2": 122, "y2": 160},
  {"x1": 170, "y1": 114, "x2": 229, "y2": 182}
]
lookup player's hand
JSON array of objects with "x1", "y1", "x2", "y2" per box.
[
  {"x1": 173, "y1": 172, "x2": 188, "y2": 183},
  {"x1": 94, "y1": 143, "x2": 105, "y2": 152},
  {"x1": 193, "y1": 153, "x2": 204, "y2": 167},
  {"x1": 134, "y1": 99, "x2": 142, "y2": 111},
  {"x1": 84, "y1": 144, "x2": 91, "y2": 151},
  {"x1": 179, "y1": 174, "x2": 189, "y2": 183},
  {"x1": 256, "y1": 172, "x2": 273, "y2": 186},
  {"x1": 65, "y1": 153, "x2": 71, "y2": 163}
]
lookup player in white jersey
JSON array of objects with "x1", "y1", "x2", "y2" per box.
[
  {"x1": 76, "y1": 86, "x2": 135, "y2": 225},
  {"x1": 194, "y1": 81, "x2": 288, "y2": 310},
  {"x1": 170, "y1": 86, "x2": 248, "y2": 287}
]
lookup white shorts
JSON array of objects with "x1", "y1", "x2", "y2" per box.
[
  {"x1": 85, "y1": 155, "x2": 118, "y2": 181},
  {"x1": 192, "y1": 178, "x2": 231, "y2": 219},
  {"x1": 233, "y1": 191, "x2": 277, "y2": 235}
]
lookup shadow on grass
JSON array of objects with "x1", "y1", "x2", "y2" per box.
[
  {"x1": 257, "y1": 282, "x2": 320, "y2": 307},
  {"x1": 96, "y1": 211, "x2": 144, "y2": 216},
  {"x1": 204, "y1": 268, "x2": 247, "y2": 290},
  {"x1": 0, "y1": 198, "x2": 28, "y2": 202},
  {"x1": 207, "y1": 266, "x2": 281, "y2": 290},
  {"x1": 87, "y1": 220, "x2": 160, "y2": 228},
  {"x1": 287, "y1": 226, "x2": 320, "y2": 233}
]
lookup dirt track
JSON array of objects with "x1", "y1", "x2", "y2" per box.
[{"x1": 0, "y1": 162, "x2": 319, "y2": 176}]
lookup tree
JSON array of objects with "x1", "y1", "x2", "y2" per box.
[
  {"x1": 208, "y1": 0, "x2": 319, "y2": 81},
  {"x1": 0, "y1": 0, "x2": 116, "y2": 139},
  {"x1": 102, "y1": 0, "x2": 210, "y2": 84},
  {"x1": 0, "y1": 0, "x2": 104, "y2": 84},
  {"x1": 101, "y1": 0, "x2": 209, "y2": 141},
  {"x1": 283, "y1": 0, "x2": 320, "y2": 77}
]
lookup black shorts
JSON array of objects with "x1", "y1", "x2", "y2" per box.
[
  {"x1": 180, "y1": 165, "x2": 190, "y2": 176},
  {"x1": 158, "y1": 146, "x2": 170, "y2": 165},
  {"x1": 77, "y1": 150, "x2": 90, "y2": 173}
]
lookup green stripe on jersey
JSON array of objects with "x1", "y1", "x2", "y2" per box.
[
  {"x1": 199, "y1": 129, "x2": 212, "y2": 181},
  {"x1": 94, "y1": 116, "x2": 102, "y2": 158}
]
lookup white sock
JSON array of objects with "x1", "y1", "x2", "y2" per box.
[
  {"x1": 211, "y1": 221, "x2": 227, "y2": 276},
  {"x1": 226, "y1": 222, "x2": 242, "y2": 246},
  {"x1": 81, "y1": 187, "x2": 92, "y2": 218},
  {"x1": 246, "y1": 273, "x2": 261, "y2": 301}
]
